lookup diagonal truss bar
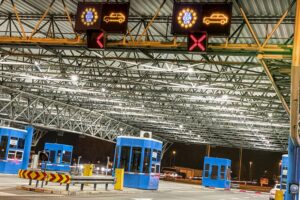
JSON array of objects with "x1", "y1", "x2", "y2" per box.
[{"x1": 0, "y1": 85, "x2": 140, "y2": 142}]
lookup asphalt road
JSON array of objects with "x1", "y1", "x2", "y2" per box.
[{"x1": 0, "y1": 174, "x2": 269, "y2": 200}]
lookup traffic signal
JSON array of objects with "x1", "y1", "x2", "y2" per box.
[
  {"x1": 87, "y1": 30, "x2": 106, "y2": 49},
  {"x1": 188, "y1": 32, "x2": 208, "y2": 52}
]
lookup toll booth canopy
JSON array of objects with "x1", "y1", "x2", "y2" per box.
[
  {"x1": 0, "y1": 126, "x2": 33, "y2": 174},
  {"x1": 280, "y1": 154, "x2": 288, "y2": 190},
  {"x1": 114, "y1": 136, "x2": 163, "y2": 190},
  {"x1": 202, "y1": 156, "x2": 231, "y2": 189},
  {"x1": 42, "y1": 143, "x2": 73, "y2": 172}
]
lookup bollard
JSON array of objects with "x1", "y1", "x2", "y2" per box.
[
  {"x1": 83, "y1": 164, "x2": 94, "y2": 176},
  {"x1": 114, "y1": 168, "x2": 124, "y2": 191},
  {"x1": 275, "y1": 190, "x2": 284, "y2": 200}
]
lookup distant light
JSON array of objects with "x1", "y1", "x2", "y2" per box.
[
  {"x1": 119, "y1": 127, "x2": 124, "y2": 131},
  {"x1": 268, "y1": 113, "x2": 273, "y2": 117},
  {"x1": 101, "y1": 88, "x2": 106, "y2": 92},
  {"x1": 189, "y1": 130, "x2": 192, "y2": 134},
  {"x1": 172, "y1": 150, "x2": 176, "y2": 155},
  {"x1": 141, "y1": 104, "x2": 145, "y2": 108},
  {"x1": 101, "y1": 167, "x2": 105, "y2": 172},
  {"x1": 221, "y1": 95, "x2": 228, "y2": 100},
  {"x1": 70, "y1": 74, "x2": 79, "y2": 82},
  {"x1": 34, "y1": 61, "x2": 39, "y2": 66},
  {"x1": 179, "y1": 125, "x2": 183, "y2": 129}
]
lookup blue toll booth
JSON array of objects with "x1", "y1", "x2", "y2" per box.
[
  {"x1": 42, "y1": 143, "x2": 73, "y2": 172},
  {"x1": 0, "y1": 126, "x2": 33, "y2": 174},
  {"x1": 280, "y1": 154, "x2": 288, "y2": 191},
  {"x1": 113, "y1": 136, "x2": 163, "y2": 190},
  {"x1": 202, "y1": 157, "x2": 231, "y2": 189}
]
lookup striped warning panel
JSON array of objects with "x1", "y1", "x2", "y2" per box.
[
  {"x1": 47, "y1": 173, "x2": 71, "y2": 184},
  {"x1": 18, "y1": 170, "x2": 70, "y2": 184},
  {"x1": 18, "y1": 170, "x2": 47, "y2": 181}
]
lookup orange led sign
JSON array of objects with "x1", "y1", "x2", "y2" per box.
[
  {"x1": 103, "y1": 13, "x2": 126, "y2": 24},
  {"x1": 81, "y1": 8, "x2": 99, "y2": 26},
  {"x1": 177, "y1": 8, "x2": 197, "y2": 29},
  {"x1": 203, "y1": 13, "x2": 228, "y2": 25}
]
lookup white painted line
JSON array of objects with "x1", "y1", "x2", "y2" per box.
[{"x1": 0, "y1": 191, "x2": 16, "y2": 196}]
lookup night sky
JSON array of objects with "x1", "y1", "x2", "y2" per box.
[{"x1": 35, "y1": 132, "x2": 284, "y2": 181}]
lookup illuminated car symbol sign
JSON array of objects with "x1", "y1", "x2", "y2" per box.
[
  {"x1": 81, "y1": 8, "x2": 98, "y2": 26},
  {"x1": 177, "y1": 8, "x2": 197, "y2": 29},
  {"x1": 203, "y1": 13, "x2": 228, "y2": 25},
  {"x1": 103, "y1": 13, "x2": 126, "y2": 23}
]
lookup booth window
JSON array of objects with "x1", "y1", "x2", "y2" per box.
[
  {"x1": 204, "y1": 164, "x2": 209, "y2": 178},
  {"x1": 16, "y1": 151, "x2": 23, "y2": 160},
  {"x1": 211, "y1": 165, "x2": 218, "y2": 180},
  {"x1": 156, "y1": 164, "x2": 160, "y2": 173},
  {"x1": 131, "y1": 147, "x2": 142, "y2": 172},
  {"x1": 157, "y1": 150, "x2": 161, "y2": 162},
  {"x1": 152, "y1": 149, "x2": 158, "y2": 161},
  {"x1": 151, "y1": 164, "x2": 156, "y2": 173},
  {"x1": 114, "y1": 146, "x2": 119, "y2": 169},
  {"x1": 0, "y1": 136, "x2": 8, "y2": 159},
  {"x1": 220, "y1": 166, "x2": 225, "y2": 180},
  {"x1": 9, "y1": 137, "x2": 18, "y2": 148},
  {"x1": 62, "y1": 151, "x2": 72, "y2": 163},
  {"x1": 143, "y1": 148, "x2": 151, "y2": 173},
  {"x1": 49, "y1": 150, "x2": 56, "y2": 163},
  {"x1": 18, "y1": 138, "x2": 25, "y2": 149},
  {"x1": 120, "y1": 146, "x2": 130, "y2": 171}
]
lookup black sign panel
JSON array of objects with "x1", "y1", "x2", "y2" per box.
[
  {"x1": 201, "y1": 3, "x2": 232, "y2": 36},
  {"x1": 75, "y1": 2, "x2": 102, "y2": 33},
  {"x1": 188, "y1": 32, "x2": 207, "y2": 52},
  {"x1": 171, "y1": 2, "x2": 232, "y2": 36},
  {"x1": 100, "y1": 3, "x2": 130, "y2": 34},
  {"x1": 171, "y1": 3, "x2": 203, "y2": 35},
  {"x1": 87, "y1": 30, "x2": 106, "y2": 49}
]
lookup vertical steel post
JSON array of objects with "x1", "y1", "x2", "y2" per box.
[
  {"x1": 238, "y1": 148, "x2": 243, "y2": 181},
  {"x1": 290, "y1": 0, "x2": 300, "y2": 146},
  {"x1": 207, "y1": 145, "x2": 211, "y2": 157}
]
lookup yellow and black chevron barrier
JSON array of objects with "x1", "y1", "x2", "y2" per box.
[{"x1": 18, "y1": 170, "x2": 71, "y2": 184}]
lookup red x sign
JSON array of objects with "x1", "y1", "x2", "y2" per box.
[
  {"x1": 87, "y1": 30, "x2": 106, "y2": 49},
  {"x1": 188, "y1": 32, "x2": 208, "y2": 52}
]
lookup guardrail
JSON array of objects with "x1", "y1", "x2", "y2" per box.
[
  {"x1": 18, "y1": 169, "x2": 114, "y2": 191},
  {"x1": 67, "y1": 176, "x2": 115, "y2": 191}
]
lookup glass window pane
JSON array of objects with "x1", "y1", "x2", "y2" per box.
[
  {"x1": 18, "y1": 139, "x2": 25, "y2": 149},
  {"x1": 211, "y1": 165, "x2": 218, "y2": 180},
  {"x1": 120, "y1": 146, "x2": 130, "y2": 172},
  {"x1": 152, "y1": 150, "x2": 157, "y2": 161},
  {"x1": 114, "y1": 146, "x2": 120, "y2": 169},
  {"x1": 157, "y1": 151, "x2": 161, "y2": 162},
  {"x1": 16, "y1": 151, "x2": 23, "y2": 160},
  {"x1": 130, "y1": 147, "x2": 142, "y2": 173},
  {"x1": 62, "y1": 151, "x2": 72, "y2": 163},
  {"x1": 151, "y1": 164, "x2": 156, "y2": 173},
  {"x1": 156, "y1": 164, "x2": 160, "y2": 173},
  {"x1": 205, "y1": 164, "x2": 210, "y2": 171},
  {"x1": 9, "y1": 137, "x2": 18, "y2": 148},
  {"x1": 204, "y1": 170, "x2": 209, "y2": 178},
  {"x1": 49, "y1": 150, "x2": 56, "y2": 163},
  {"x1": 0, "y1": 136, "x2": 8, "y2": 159},
  {"x1": 221, "y1": 166, "x2": 225, "y2": 173},
  {"x1": 7, "y1": 150, "x2": 16, "y2": 159},
  {"x1": 143, "y1": 148, "x2": 151, "y2": 173}
]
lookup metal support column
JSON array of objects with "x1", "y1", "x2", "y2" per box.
[
  {"x1": 290, "y1": 0, "x2": 300, "y2": 146},
  {"x1": 238, "y1": 148, "x2": 243, "y2": 181}
]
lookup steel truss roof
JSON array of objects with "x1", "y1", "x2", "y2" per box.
[{"x1": 0, "y1": 0, "x2": 295, "y2": 151}]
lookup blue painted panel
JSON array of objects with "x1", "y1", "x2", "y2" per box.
[
  {"x1": 114, "y1": 136, "x2": 162, "y2": 190},
  {"x1": 202, "y1": 156, "x2": 231, "y2": 189},
  {"x1": 42, "y1": 143, "x2": 73, "y2": 172},
  {"x1": 124, "y1": 173, "x2": 160, "y2": 190},
  {"x1": 0, "y1": 126, "x2": 33, "y2": 174}
]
